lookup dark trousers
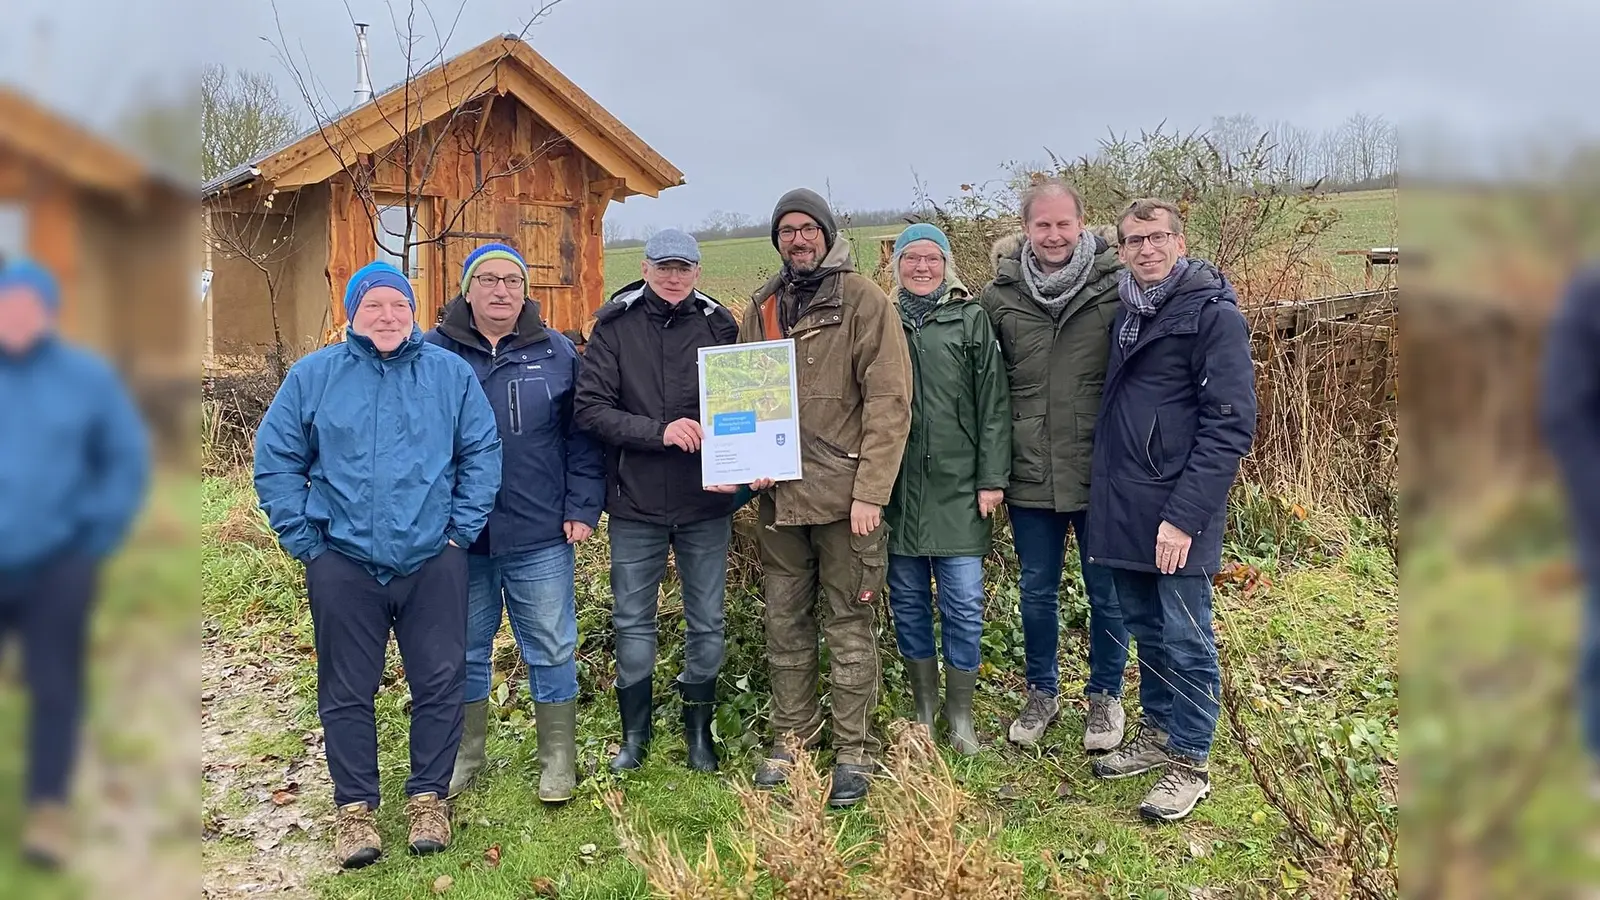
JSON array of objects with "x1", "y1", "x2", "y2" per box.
[
  {"x1": 1008, "y1": 505, "x2": 1128, "y2": 698},
  {"x1": 0, "y1": 554, "x2": 98, "y2": 805},
  {"x1": 307, "y1": 548, "x2": 468, "y2": 808},
  {"x1": 1109, "y1": 568, "x2": 1220, "y2": 761},
  {"x1": 609, "y1": 515, "x2": 732, "y2": 689}
]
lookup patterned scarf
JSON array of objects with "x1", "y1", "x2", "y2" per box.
[
  {"x1": 1020, "y1": 231, "x2": 1097, "y2": 317},
  {"x1": 1117, "y1": 257, "x2": 1192, "y2": 348},
  {"x1": 896, "y1": 283, "x2": 949, "y2": 326}
]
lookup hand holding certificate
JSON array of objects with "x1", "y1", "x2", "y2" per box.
[{"x1": 697, "y1": 339, "x2": 803, "y2": 488}]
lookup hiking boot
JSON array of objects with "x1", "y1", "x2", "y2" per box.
[
  {"x1": 1083, "y1": 691, "x2": 1126, "y2": 753},
  {"x1": 827, "y1": 763, "x2": 873, "y2": 808},
  {"x1": 1007, "y1": 688, "x2": 1059, "y2": 745},
  {"x1": 680, "y1": 678, "x2": 720, "y2": 773},
  {"x1": 21, "y1": 802, "x2": 70, "y2": 871},
  {"x1": 405, "y1": 792, "x2": 450, "y2": 855},
  {"x1": 610, "y1": 679, "x2": 653, "y2": 772},
  {"x1": 1092, "y1": 720, "x2": 1171, "y2": 779},
  {"x1": 333, "y1": 801, "x2": 382, "y2": 869},
  {"x1": 1138, "y1": 754, "x2": 1211, "y2": 822},
  {"x1": 942, "y1": 667, "x2": 981, "y2": 756},
  {"x1": 447, "y1": 698, "x2": 489, "y2": 798},
  {"x1": 535, "y1": 700, "x2": 577, "y2": 803},
  {"x1": 753, "y1": 747, "x2": 795, "y2": 790},
  {"x1": 903, "y1": 655, "x2": 940, "y2": 733}
]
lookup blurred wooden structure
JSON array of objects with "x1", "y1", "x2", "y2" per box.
[
  {"x1": 1336, "y1": 247, "x2": 1402, "y2": 289},
  {"x1": 0, "y1": 87, "x2": 194, "y2": 370},
  {"x1": 202, "y1": 33, "x2": 683, "y2": 362}
]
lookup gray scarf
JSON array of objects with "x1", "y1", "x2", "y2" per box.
[
  {"x1": 1117, "y1": 257, "x2": 1192, "y2": 348},
  {"x1": 1021, "y1": 232, "x2": 1097, "y2": 317}
]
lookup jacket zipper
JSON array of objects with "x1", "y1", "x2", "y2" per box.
[
  {"x1": 1144, "y1": 414, "x2": 1161, "y2": 479},
  {"x1": 508, "y1": 381, "x2": 522, "y2": 435}
]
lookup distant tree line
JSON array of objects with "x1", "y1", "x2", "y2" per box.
[{"x1": 605, "y1": 206, "x2": 918, "y2": 249}]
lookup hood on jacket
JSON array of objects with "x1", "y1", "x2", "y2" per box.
[
  {"x1": 752, "y1": 237, "x2": 858, "y2": 304},
  {"x1": 597, "y1": 280, "x2": 727, "y2": 325},
  {"x1": 437, "y1": 295, "x2": 547, "y2": 349}
]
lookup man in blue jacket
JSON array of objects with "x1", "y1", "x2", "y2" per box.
[
  {"x1": 254, "y1": 261, "x2": 502, "y2": 868},
  {"x1": 1542, "y1": 266, "x2": 1600, "y2": 780},
  {"x1": 425, "y1": 243, "x2": 603, "y2": 804},
  {"x1": 573, "y1": 229, "x2": 744, "y2": 775},
  {"x1": 0, "y1": 260, "x2": 149, "y2": 869},
  {"x1": 1086, "y1": 199, "x2": 1256, "y2": 823}
]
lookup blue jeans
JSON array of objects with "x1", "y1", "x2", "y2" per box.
[
  {"x1": 887, "y1": 554, "x2": 985, "y2": 673},
  {"x1": 1111, "y1": 569, "x2": 1219, "y2": 761},
  {"x1": 465, "y1": 544, "x2": 578, "y2": 706},
  {"x1": 609, "y1": 516, "x2": 732, "y2": 689},
  {"x1": 1007, "y1": 505, "x2": 1127, "y2": 698},
  {"x1": 1582, "y1": 584, "x2": 1600, "y2": 759}
]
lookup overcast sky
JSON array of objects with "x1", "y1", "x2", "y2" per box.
[{"x1": 2, "y1": 0, "x2": 1593, "y2": 234}]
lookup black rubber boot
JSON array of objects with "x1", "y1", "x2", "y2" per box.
[
  {"x1": 942, "y1": 667, "x2": 981, "y2": 755},
  {"x1": 903, "y1": 656, "x2": 940, "y2": 732},
  {"x1": 679, "y1": 678, "x2": 720, "y2": 773},
  {"x1": 609, "y1": 679, "x2": 653, "y2": 772}
]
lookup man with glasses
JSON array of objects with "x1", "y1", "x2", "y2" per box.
[
  {"x1": 1085, "y1": 199, "x2": 1256, "y2": 822},
  {"x1": 740, "y1": 188, "x2": 912, "y2": 807},
  {"x1": 427, "y1": 243, "x2": 604, "y2": 805},
  {"x1": 574, "y1": 229, "x2": 745, "y2": 774}
]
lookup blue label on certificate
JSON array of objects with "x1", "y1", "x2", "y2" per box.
[{"x1": 713, "y1": 411, "x2": 757, "y2": 435}]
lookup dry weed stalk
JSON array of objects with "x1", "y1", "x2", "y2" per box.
[
  {"x1": 859, "y1": 723, "x2": 1023, "y2": 900},
  {"x1": 733, "y1": 736, "x2": 865, "y2": 900},
  {"x1": 604, "y1": 789, "x2": 759, "y2": 900}
]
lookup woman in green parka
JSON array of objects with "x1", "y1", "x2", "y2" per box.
[{"x1": 884, "y1": 223, "x2": 1011, "y2": 755}]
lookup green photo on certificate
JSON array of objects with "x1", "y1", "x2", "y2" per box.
[{"x1": 697, "y1": 339, "x2": 803, "y2": 487}]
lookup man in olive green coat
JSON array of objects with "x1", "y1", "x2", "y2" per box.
[
  {"x1": 883, "y1": 223, "x2": 1010, "y2": 757},
  {"x1": 737, "y1": 188, "x2": 913, "y2": 807},
  {"x1": 980, "y1": 178, "x2": 1131, "y2": 753}
]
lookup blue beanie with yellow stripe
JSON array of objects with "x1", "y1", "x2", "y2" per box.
[{"x1": 461, "y1": 243, "x2": 529, "y2": 296}]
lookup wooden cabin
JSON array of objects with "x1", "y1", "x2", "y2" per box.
[
  {"x1": 201, "y1": 33, "x2": 684, "y2": 363},
  {"x1": 0, "y1": 86, "x2": 193, "y2": 371}
]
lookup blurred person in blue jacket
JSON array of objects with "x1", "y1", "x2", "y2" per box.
[
  {"x1": 424, "y1": 243, "x2": 603, "y2": 805},
  {"x1": 1542, "y1": 265, "x2": 1600, "y2": 783},
  {"x1": 0, "y1": 260, "x2": 149, "y2": 869},
  {"x1": 254, "y1": 261, "x2": 501, "y2": 869}
]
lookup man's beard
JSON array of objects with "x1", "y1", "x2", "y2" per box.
[{"x1": 786, "y1": 249, "x2": 822, "y2": 274}]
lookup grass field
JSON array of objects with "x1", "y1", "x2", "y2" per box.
[
  {"x1": 200, "y1": 474, "x2": 1397, "y2": 899},
  {"x1": 604, "y1": 191, "x2": 1399, "y2": 305}
]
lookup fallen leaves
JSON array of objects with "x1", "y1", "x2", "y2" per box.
[
  {"x1": 1213, "y1": 560, "x2": 1272, "y2": 597},
  {"x1": 529, "y1": 875, "x2": 559, "y2": 897},
  {"x1": 484, "y1": 843, "x2": 501, "y2": 868},
  {"x1": 431, "y1": 873, "x2": 454, "y2": 893}
]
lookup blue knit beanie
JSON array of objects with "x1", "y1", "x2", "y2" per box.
[
  {"x1": 460, "y1": 242, "x2": 528, "y2": 296},
  {"x1": 343, "y1": 261, "x2": 415, "y2": 321},
  {"x1": 0, "y1": 260, "x2": 61, "y2": 311},
  {"x1": 893, "y1": 223, "x2": 951, "y2": 256}
]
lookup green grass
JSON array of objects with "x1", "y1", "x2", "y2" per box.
[
  {"x1": 604, "y1": 193, "x2": 1398, "y2": 306},
  {"x1": 198, "y1": 473, "x2": 1397, "y2": 898}
]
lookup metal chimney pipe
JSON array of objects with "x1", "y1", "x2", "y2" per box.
[{"x1": 353, "y1": 23, "x2": 374, "y2": 106}]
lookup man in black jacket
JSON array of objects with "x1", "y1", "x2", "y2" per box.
[
  {"x1": 1085, "y1": 199, "x2": 1256, "y2": 823},
  {"x1": 574, "y1": 229, "x2": 743, "y2": 773}
]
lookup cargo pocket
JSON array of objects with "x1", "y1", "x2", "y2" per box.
[{"x1": 849, "y1": 525, "x2": 889, "y2": 606}]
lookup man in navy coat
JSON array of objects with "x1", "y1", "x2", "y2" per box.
[{"x1": 1085, "y1": 199, "x2": 1257, "y2": 823}]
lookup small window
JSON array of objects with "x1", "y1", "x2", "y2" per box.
[
  {"x1": 0, "y1": 202, "x2": 28, "y2": 264},
  {"x1": 375, "y1": 204, "x2": 423, "y2": 278}
]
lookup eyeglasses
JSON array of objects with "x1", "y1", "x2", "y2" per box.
[
  {"x1": 900, "y1": 253, "x2": 944, "y2": 269},
  {"x1": 777, "y1": 223, "x2": 823, "y2": 243},
  {"x1": 474, "y1": 273, "x2": 526, "y2": 290},
  {"x1": 1121, "y1": 231, "x2": 1178, "y2": 251},
  {"x1": 649, "y1": 262, "x2": 697, "y2": 278}
]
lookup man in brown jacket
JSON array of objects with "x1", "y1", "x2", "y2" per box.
[{"x1": 738, "y1": 188, "x2": 912, "y2": 807}]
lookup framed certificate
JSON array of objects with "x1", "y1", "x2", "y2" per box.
[{"x1": 697, "y1": 339, "x2": 804, "y2": 487}]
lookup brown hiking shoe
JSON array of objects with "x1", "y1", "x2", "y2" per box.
[
  {"x1": 21, "y1": 802, "x2": 70, "y2": 870},
  {"x1": 334, "y1": 802, "x2": 382, "y2": 869},
  {"x1": 406, "y1": 792, "x2": 451, "y2": 855},
  {"x1": 1138, "y1": 754, "x2": 1211, "y2": 822}
]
